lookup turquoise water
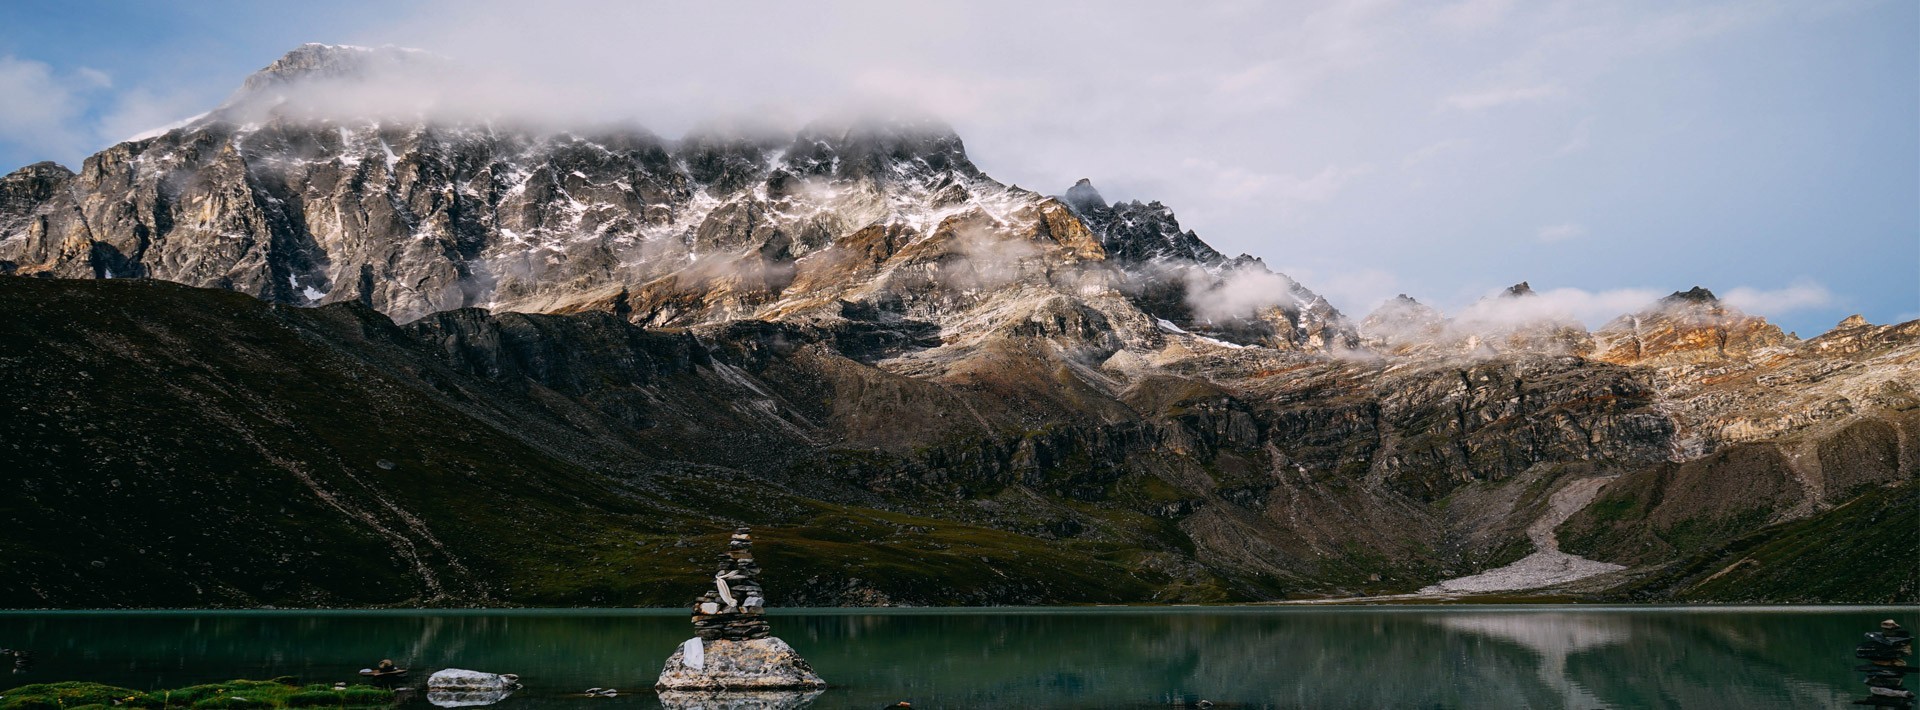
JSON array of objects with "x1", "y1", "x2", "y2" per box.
[{"x1": 0, "y1": 606, "x2": 1910, "y2": 709}]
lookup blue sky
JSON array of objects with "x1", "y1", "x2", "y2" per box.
[{"x1": 1, "y1": 0, "x2": 1913, "y2": 334}]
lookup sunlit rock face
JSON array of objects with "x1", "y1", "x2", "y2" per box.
[{"x1": 1592, "y1": 287, "x2": 1792, "y2": 366}]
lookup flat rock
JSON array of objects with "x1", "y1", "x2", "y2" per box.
[
  {"x1": 426, "y1": 668, "x2": 521, "y2": 691},
  {"x1": 655, "y1": 637, "x2": 826, "y2": 691}
]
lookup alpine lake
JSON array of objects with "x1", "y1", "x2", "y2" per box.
[{"x1": 0, "y1": 606, "x2": 1910, "y2": 709}]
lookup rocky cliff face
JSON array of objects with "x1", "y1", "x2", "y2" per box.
[
  {"x1": 1, "y1": 44, "x2": 1914, "y2": 606},
  {"x1": 1593, "y1": 287, "x2": 1792, "y2": 366}
]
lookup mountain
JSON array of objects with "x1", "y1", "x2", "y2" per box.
[
  {"x1": 1592, "y1": 287, "x2": 1793, "y2": 366},
  {"x1": 1, "y1": 45, "x2": 1913, "y2": 607}
]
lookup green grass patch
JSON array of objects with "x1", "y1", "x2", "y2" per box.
[
  {"x1": 0, "y1": 681, "x2": 394, "y2": 710},
  {"x1": 1613, "y1": 482, "x2": 1919, "y2": 603}
]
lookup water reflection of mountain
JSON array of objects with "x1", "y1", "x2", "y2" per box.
[
  {"x1": 0, "y1": 609, "x2": 1883, "y2": 709},
  {"x1": 1430, "y1": 610, "x2": 1864, "y2": 709},
  {"x1": 1558, "y1": 613, "x2": 1859, "y2": 709},
  {"x1": 1433, "y1": 613, "x2": 1626, "y2": 708}
]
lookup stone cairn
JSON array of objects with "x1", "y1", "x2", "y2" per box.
[
  {"x1": 692, "y1": 528, "x2": 771, "y2": 642},
  {"x1": 1856, "y1": 619, "x2": 1915, "y2": 708},
  {"x1": 654, "y1": 527, "x2": 826, "y2": 693}
]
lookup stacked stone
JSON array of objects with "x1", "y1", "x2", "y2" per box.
[
  {"x1": 1855, "y1": 619, "x2": 1915, "y2": 708},
  {"x1": 689, "y1": 527, "x2": 770, "y2": 642}
]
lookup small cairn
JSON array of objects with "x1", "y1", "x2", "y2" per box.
[
  {"x1": 1854, "y1": 619, "x2": 1915, "y2": 708},
  {"x1": 692, "y1": 528, "x2": 771, "y2": 642},
  {"x1": 655, "y1": 528, "x2": 826, "y2": 692}
]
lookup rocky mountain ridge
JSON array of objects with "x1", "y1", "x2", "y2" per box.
[{"x1": 1, "y1": 44, "x2": 1913, "y2": 607}]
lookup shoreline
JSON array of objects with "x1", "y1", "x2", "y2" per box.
[{"x1": 1, "y1": 602, "x2": 1914, "y2": 615}]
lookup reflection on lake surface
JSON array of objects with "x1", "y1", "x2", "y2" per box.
[{"x1": 0, "y1": 607, "x2": 1905, "y2": 709}]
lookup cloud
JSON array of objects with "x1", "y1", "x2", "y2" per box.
[
  {"x1": 73, "y1": 67, "x2": 113, "y2": 90},
  {"x1": 1536, "y1": 222, "x2": 1586, "y2": 243},
  {"x1": 1433, "y1": 0, "x2": 1515, "y2": 32},
  {"x1": 1551, "y1": 117, "x2": 1593, "y2": 157},
  {"x1": 1181, "y1": 262, "x2": 1304, "y2": 323},
  {"x1": 0, "y1": 56, "x2": 100, "y2": 161},
  {"x1": 1403, "y1": 138, "x2": 1472, "y2": 168},
  {"x1": 1623, "y1": 2, "x2": 1784, "y2": 52},
  {"x1": 1181, "y1": 158, "x2": 1374, "y2": 206},
  {"x1": 96, "y1": 88, "x2": 213, "y2": 143},
  {"x1": 1276, "y1": 264, "x2": 1401, "y2": 317},
  {"x1": 1720, "y1": 282, "x2": 1834, "y2": 315},
  {"x1": 1439, "y1": 83, "x2": 1565, "y2": 111},
  {"x1": 944, "y1": 221, "x2": 1045, "y2": 291},
  {"x1": 1453, "y1": 285, "x2": 1662, "y2": 330},
  {"x1": 0, "y1": 55, "x2": 211, "y2": 165},
  {"x1": 1439, "y1": 281, "x2": 1835, "y2": 330}
]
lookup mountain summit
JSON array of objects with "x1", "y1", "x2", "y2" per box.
[{"x1": 0, "y1": 43, "x2": 1352, "y2": 364}]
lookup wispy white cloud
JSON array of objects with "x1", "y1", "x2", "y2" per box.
[
  {"x1": 74, "y1": 67, "x2": 113, "y2": 90},
  {"x1": 95, "y1": 88, "x2": 212, "y2": 144},
  {"x1": 1454, "y1": 285, "x2": 1663, "y2": 329},
  {"x1": 1181, "y1": 158, "x2": 1374, "y2": 206},
  {"x1": 1403, "y1": 138, "x2": 1472, "y2": 168},
  {"x1": 1623, "y1": 2, "x2": 1785, "y2": 52},
  {"x1": 1433, "y1": 0, "x2": 1515, "y2": 32},
  {"x1": 1440, "y1": 83, "x2": 1565, "y2": 111},
  {"x1": 1278, "y1": 265, "x2": 1403, "y2": 317},
  {"x1": 0, "y1": 56, "x2": 100, "y2": 161},
  {"x1": 1551, "y1": 117, "x2": 1593, "y2": 157},
  {"x1": 1181, "y1": 262, "x2": 1304, "y2": 322},
  {"x1": 0, "y1": 56, "x2": 211, "y2": 165},
  {"x1": 1443, "y1": 281, "x2": 1835, "y2": 328},
  {"x1": 1537, "y1": 222, "x2": 1586, "y2": 243},
  {"x1": 1721, "y1": 281, "x2": 1834, "y2": 315}
]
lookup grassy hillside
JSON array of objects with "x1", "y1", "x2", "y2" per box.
[
  {"x1": 1604, "y1": 481, "x2": 1918, "y2": 603},
  {"x1": 0, "y1": 277, "x2": 1161, "y2": 607}
]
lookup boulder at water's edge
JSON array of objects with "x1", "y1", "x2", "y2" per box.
[{"x1": 655, "y1": 637, "x2": 827, "y2": 690}]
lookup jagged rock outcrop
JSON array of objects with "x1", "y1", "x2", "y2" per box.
[
  {"x1": 1059, "y1": 178, "x2": 1223, "y2": 264},
  {"x1": 1360, "y1": 294, "x2": 1446, "y2": 355},
  {"x1": 1355, "y1": 283, "x2": 1595, "y2": 359},
  {"x1": 1593, "y1": 287, "x2": 1792, "y2": 366}
]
